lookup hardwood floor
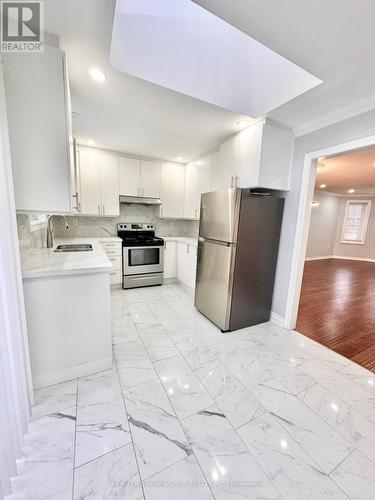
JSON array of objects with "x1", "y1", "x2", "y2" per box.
[{"x1": 296, "y1": 258, "x2": 375, "y2": 372}]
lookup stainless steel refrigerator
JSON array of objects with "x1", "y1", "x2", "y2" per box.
[{"x1": 194, "y1": 188, "x2": 284, "y2": 332}]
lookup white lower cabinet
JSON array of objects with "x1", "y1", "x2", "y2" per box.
[
  {"x1": 164, "y1": 241, "x2": 177, "y2": 279},
  {"x1": 177, "y1": 242, "x2": 197, "y2": 289},
  {"x1": 99, "y1": 240, "x2": 122, "y2": 286}
]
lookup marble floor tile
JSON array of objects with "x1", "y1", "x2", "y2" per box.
[
  {"x1": 75, "y1": 391, "x2": 131, "y2": 467},
  {"x1": 238, "y1": 412, "x2": 347, "y2": 499},
  {"x1": 298, "y1": 383, "x2": 375, "y2": 464},
  {"x1": 330, "y1": 449, "x2": 375, "y2": 500},
  {"x1": 22, "y1": 284, "x2": 375, "y2": 499},
  {"x1": 32, "y1": 379, "x2": 77, "y2": 418},
  {"x1": 124, "y1": 379, "x2": 193, "y2": 479},
  {"x1": 143, "y1": 456, "x2": 214, "y2": 500},
  {"x1": 12, "y1": 408, "x2": 76, "y2": 500},
  {"x1": 154, "y1": 354, "x2": 214, "y2": 419},
  {"x1": 300, "y1": 358, "x2": 375, "y2": 423},
  {"x1": 181, "y1": 405, "x2": 281, "y2": 499},
  {"x1": 74, "y1": 443, "x2": 143, "y2": 500},
  {"x1": 195, "y1": 360, "x2": 265, "y2": 428},
  {"x1": 250, "y1": 379, "x2": 352, "y2": 474}
]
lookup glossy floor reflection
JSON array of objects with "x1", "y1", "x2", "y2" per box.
[{"x1": 11, "y1": 283, "x2": 375, "y2": 499}]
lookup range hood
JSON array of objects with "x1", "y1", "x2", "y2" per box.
[{"x1": 119, "y1": 195, "x2": 162, "y2": 205}]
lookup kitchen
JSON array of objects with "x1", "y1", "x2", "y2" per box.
[{"x1": 2, "y1": 1, "x2": 375, "y2": 499}]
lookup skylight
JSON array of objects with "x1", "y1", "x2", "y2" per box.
[{"x1": 110, "y1": 0, "x2": 322, "y2": 117}]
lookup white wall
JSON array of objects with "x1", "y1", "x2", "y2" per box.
[
  {"x1": 333, "y1": 196, "x2": 375, "y2": 259},
  {"x1": 272, "y1": 108, "x2": 375, "y2": 317},
  {"x1": 305, "y1": 192, "x2": 340, "y2": 258}
]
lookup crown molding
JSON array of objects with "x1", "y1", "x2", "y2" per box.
[{"x1": 292, "y1": 94, "x2": 375, "y2": 138}]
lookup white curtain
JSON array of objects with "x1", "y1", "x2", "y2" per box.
[{"x1": 0, "y1": 61, "x2": 32, "y2": 498}]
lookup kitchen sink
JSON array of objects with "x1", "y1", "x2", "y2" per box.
[{"x1": 54, "y1": 244, "x2": 93, "y2": 252}]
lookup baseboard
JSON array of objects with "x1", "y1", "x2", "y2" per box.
[
  {"x1": 32, "y1": 355, "x2": 113, "y2": 389},
  {"x1": 305, "y1": 255, "x2": 375, "y2": 263},
  {"x1": 270, "y1": 311, "x2": 285, "y2": 327},
  {"x1": 305, "y1": 255, "x2": 333, "y2": 261},
  {"x1": 332, "y1": 255, "x2": 375, "y2": 263}
]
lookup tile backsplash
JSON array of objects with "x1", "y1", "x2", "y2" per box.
[{"x1": 17, "y1": 204, "x2": 199, "y2": 258}]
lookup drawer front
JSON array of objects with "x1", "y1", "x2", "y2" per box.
[{"x1": 100, "y1": 242, "x2": 122, "y2": 254}]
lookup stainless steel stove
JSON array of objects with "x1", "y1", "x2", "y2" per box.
[{"x1": 117, "y1": 223, "x2": 164, "y2": 289}]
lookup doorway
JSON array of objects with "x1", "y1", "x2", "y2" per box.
[{"x1": 296, "y1": 148, "x2": 375, "y2": 371}]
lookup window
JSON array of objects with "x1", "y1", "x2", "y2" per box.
[{"x1": 341, "y1": 200, "x2": 372, "y2": 244}]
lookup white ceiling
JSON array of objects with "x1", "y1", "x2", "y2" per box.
[
  {"x1": 193, "y1": 0, "x2": 375, "y2": 135},
  {"x1": 110, "y1": 0, "x2": 321, "y2": 117},
  {"x1": 44, "y1": 0, "x2": 375, "y2": 161},
  {"x1": 316, "y1": 147, "x2": 375, "y2": 195}
]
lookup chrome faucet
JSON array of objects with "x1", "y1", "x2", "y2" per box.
[{"x1": 46, "y1": 215, "x2": 70, "y2": 248}]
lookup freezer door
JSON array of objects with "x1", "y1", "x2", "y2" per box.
[
  {"x1": 194, "y1": 237, "x2": 236, "y2": 331},
  {"x1": 199, "y1": 188, "x2": 241, "y2": 243}
]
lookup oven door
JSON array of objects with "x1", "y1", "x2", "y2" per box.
[{"x1": 124, "y1": 245, "x2": 164, "y2": 275}]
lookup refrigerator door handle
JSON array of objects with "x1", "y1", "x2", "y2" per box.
[{"x1": 199, "y1": 237, "x2": 236, "y2": 247}]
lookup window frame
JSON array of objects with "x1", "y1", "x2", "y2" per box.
[{"x1": 340, "y1": 199, "x2": 372, "y2": 245}]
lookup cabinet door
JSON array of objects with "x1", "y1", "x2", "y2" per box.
[
  {"x1": 160, "y1": 163, "x2": 185, "y2": 218},
  {"x1": 78, "y1": 149, "x2": 101, "y2": 215},
  {"x1": 119, "y1": 157, "x2": 141, "y2": 196},
  {"x1": 164, "y1": 241, "x2": 177, "y2": 279},
  {"x1": 184, "y1": 162, "x2": 200, "y2": 219},
  {"x1": 177, "y1": 242, "x2": 188, "y2": 285},
  {"x1": 199, "y1": 155, "x2": 212, "y2": 195},
  {"x1": 216, "y1": 137, "x2": 237, "y2": 190},
  {"x1": 100, "y1": 154, "x2": 119, "y2": 216},
  {"x1": 237, "y1": 123, "x2": 263, "y2": 188},
  {"x1": 186, "y1": 245, "x2": 197, "y2": 289},
  {"x1": 140, "y1": 160, "x2": 161, "y2": 198},
  {"x1": 3, "y1": 46, "x2": 72, "y2": 212}
]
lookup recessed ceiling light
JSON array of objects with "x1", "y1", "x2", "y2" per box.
[
  {"x1": 319, "y1": 184, "x2": 327, "y2": 189},
  {"x1": 348, "y1": 189, "x2": 355, "y2": 194},
  {"x1": 195, "y1": 160, "x2": 204, "y2": 166},
  {"x1": 90, "y1": 68, "x2": 106, "y2": 82},
  {"x1": 87, "y1": 139, "x2": 95, "y2": 146},
  {"x1": 177, "y1": 156, "x2": 184, "y2": 162}
]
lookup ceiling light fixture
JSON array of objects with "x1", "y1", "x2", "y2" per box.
[
  {"x1": 87, "y1": 139, "x2": 95, "y2": 146},
  {"x1": 195, "y1": 160, "x2": 204, "y2": 166},
  {"x1": 348, "y1": 189, "x2": 355, "y2": 194},
  {"x1": 319, "y1": 184, "x2": 327, "y2": 189},
  {"x1": 177, "y1": 156, "x2": 184, "y2": 162},
  {"x1": 90, "y1": 68, "x2": 107, "y2": 82}
]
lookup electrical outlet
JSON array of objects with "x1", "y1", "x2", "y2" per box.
[{"x1": 72, "y1": 218, "x2": 78, "y2": 227}]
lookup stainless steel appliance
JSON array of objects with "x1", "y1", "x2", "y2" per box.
[
  {"x1": 118, "y1": 223, "x2": 164, "y2": 289},
  {"x1": 195, "y1": 188, "x2": 284, "y2": 332}
]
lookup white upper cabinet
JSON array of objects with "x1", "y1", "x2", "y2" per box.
[
  {"x1": 184, "y1": 154, "x2": 212, "y2": 219},
  {"x1": 100, "y1": 155, "x2": 120, "y2": 216},
  {"x1": 3, "y1": 45, "x2": 74, "y2": 212},
  {"x1": 79, "y1": 149, "x2": 119, "y2": 216},
  {"x1": 140, "y1": 160, "x2": 161, "y2": 198},
  {"x1": 119, "y1": 158, "x2": 140, "y2": 196},
  {"x1": 119, "y1": 158, "x2": 161, "y2": 198},
  {"x1": 160, "y1": 162, "x2": 185, "y2": 218},
  {"x1": 215, "y1": 119, "x2": 293, "y2": 191},
  {"x1": 184, "y1": 162, "x2": 200, "y2": 219}
]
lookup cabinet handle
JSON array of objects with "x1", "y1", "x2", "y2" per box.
[
  {"x1": 103, "y1": 205, "x2": 105, "y2": 215},
  {"x1": 236, "y1": 175, "x2": 240, "y2": 187},
  {"x1": 187, "y1": 245, "x2": 190, "y2": 254},
  {"x1": 231, "y1": 176, "x2": 234, "y2": 188},
  {"x1": 98, "y1": 204, "x2": 101, "y2": 215},
  {"x1": 160, "y1": 207, "x2": 163, "y2": 217}
]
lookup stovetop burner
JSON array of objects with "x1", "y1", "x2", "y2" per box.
[{"x1": 117, "y1": 223, "x2": 164, "y2": 247}]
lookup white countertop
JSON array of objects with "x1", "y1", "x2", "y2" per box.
[
  {"x1": 21, "y1": 237, "x2": 119, "y2": 280},
  {"x1": 163, "y1": 236, "x2": 198, "y2": 247}
]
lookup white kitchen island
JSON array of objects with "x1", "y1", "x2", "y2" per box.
[{"x1": 22, "y1": 239, "x2": 113, "y2": 389}]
